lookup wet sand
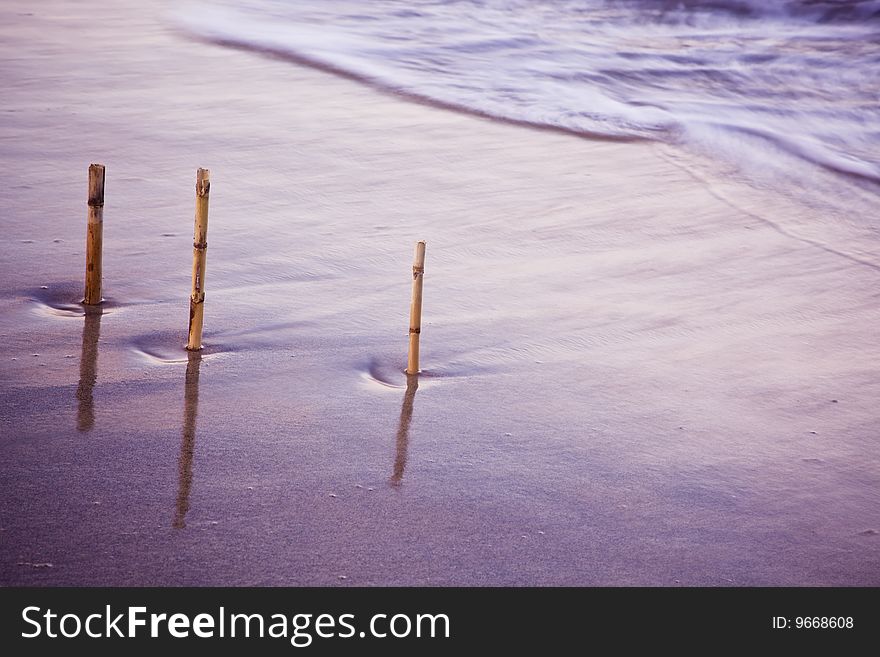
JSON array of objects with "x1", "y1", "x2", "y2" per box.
[{"x1": 1, "y1": 0, "x2": 879, "y2": 586}]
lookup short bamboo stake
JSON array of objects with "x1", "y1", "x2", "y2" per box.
[
  {"x1": 186, "y1": 168, "x2": 210, "y2": 351},
  {"x1": 83, "y1": 163, "x2": 105, "y2": 305},
  {"x1": 406, "y1": 240, "x2": 426, "y2": 375}
]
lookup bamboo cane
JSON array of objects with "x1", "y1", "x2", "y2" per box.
[
  {"x1": 406, "y1": 241, "x2": 426, "y2": 375},
  {"x1": 186, "y1": 168, "x2": 210, "y2": 351},
  {"x1": 83, "y1": 164, "x2": 105, "y2": 305}
]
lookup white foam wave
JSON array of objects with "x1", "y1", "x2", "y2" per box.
[{"x1": 173, "y1": 1, "x2": 880, "y2": 191}]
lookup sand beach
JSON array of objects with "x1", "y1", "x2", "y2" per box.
[{"x1": 1, "y1": 0, "x2": 879, "y2": 586}]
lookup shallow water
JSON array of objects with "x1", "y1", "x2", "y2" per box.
[{"x1": 1, "y1": 0, "x2": 879, "y2": 585}]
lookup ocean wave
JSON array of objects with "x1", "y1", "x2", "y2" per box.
[
  {"x1": 173, "y1": 0, "x2": 880, "y2": 195},
  {"x1": 625, "y1": 0, "x2": 880, "y2": 22}
]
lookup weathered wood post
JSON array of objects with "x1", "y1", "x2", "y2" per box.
[
  {"x1": 406, "y1": 240, "x2": 426, "y2": 375},
  {"x1": 186, "y1": 168, "x2": 210, "y2": 351},
  {"x1": 83, "y1": 164, "x2": 105, "y2": 305}
]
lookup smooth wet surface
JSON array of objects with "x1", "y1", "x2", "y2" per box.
[{"x1": 1, "y1": 0, "x2": 879, "y2": 586}]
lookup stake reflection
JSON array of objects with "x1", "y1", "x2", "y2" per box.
[
  {"x1": 76, "y1": 305, "x2": 102, "y2": 432},
  {"x1": 390, "y1": 374, "x2": 419, "y2": 488},
  {"x1": 173, "y1": 351, "x2": 202, "y2": 529}
]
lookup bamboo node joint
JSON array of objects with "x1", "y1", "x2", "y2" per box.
[
  {"x1": 409, "y1": 327, "x2": 421, "y2": 334},
  {"x1": 193, "y1": 241, "x2": 207, "y2": 249}
]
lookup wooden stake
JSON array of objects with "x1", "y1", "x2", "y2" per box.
[
  {"x1": 186, "y1": 168, "x2": 210, "y2": 351},
  {"x1": 406, "y1": 241, "x2": 426, "y2": 375},
  {"x1": 83, "y1": 163, "x2": 105, "y2": 305}
]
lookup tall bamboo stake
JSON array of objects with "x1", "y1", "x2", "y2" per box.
[
  {"x1": 186, "y1": 168, "x2": 210, "y2": 351},
  {"x1": 83, "y1": 163, "x2": 105, "y2": 305},
  {"x1": 406, "y1": 241, "x2": 426, "y2": 375}
]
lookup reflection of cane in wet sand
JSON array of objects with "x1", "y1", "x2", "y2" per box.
[
  {"x1": 391, "y1": 375, "x2": 419, "y2": 488},
  {"x1": 173, "y1": 351, "x2": 202, "y2": 528},
  {"x1": 76, "y1": 306, "x2": 102, "y2": 432}
]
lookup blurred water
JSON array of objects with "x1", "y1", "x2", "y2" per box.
[{"x1": 177, "y1": 0, "x2": 880, "y2": 221}]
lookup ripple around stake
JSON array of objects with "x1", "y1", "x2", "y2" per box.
[
  {"x1": 130, "y1": 333, "x2": 227, "y2": 364},
  {"x1": 28, "y1": 284, "x2": 120, "y2": 317},
  {"x1": 130, "y1": 322, "x2": 310, "y2": 363},
  {"x1": 361, "y1": 360, "x2": 408, "y2": 389},
  {"x1": 32, "y1": 299, "x2": 121, "y2": 318},
  {"x1": 359, "y1": 357, "x2": 484, "y2": 389}
]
